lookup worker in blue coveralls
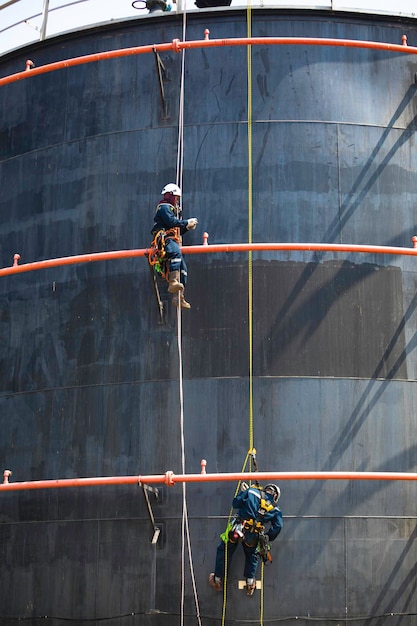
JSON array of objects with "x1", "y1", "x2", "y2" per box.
[
  {"x1": 151, "y1": 183, "x2": 198, "y2": 309},
  {"x1": 209, "y1": 483, "x2": 283, "y2": 596}
]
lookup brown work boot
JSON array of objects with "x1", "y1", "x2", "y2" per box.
[
  {"x1": 168, "y1": 271, "x2": 184, "y2": 294},
  {"x1": 208, "y1": 573, "x2": 222, "y2": 591},
  {"x1": 245, "y1": 578, "x2": 256, "y2": 596},
  {"x1": 172, "y1": 292, "x2": 191, "y2": 309}
]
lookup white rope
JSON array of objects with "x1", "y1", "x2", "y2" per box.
[
  {"x1": 178, "y1": 303, "x2": 186, "y2": 626},
  {"x1": 176, "y1": 253, "x2": 202, "y2": 626},
  {"x1": 178, "y1": 304, "x2": 202, "y2": 626},
  {"x1": 175, "y1": 0, "x2": 187, "y2": 189},
  {"x1": 176, "y1": 3, "x2": 202, "y2": 624}
]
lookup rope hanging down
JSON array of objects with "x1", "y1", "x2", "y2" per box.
[
  {"x1": 175, "y1": 5, "x2": 202, "y2": 626},
  {"x1": 247, "y1": 4, "x2": 266, "y2": 623},
  {"x1": 221, "y1": 4, "x2": 260, "y2": 623},
  {"x1": 220, "y1": 449, "x2": 272, "y2": 625},
  {"x1": 220, "y1": 450, "x2": 255, "y2": 625}
]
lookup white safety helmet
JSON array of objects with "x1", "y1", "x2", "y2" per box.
[
  {"x1": 264, "y1": 484, "x2": 281, "y2": 502},
  {"x1": 161, "y1": 183, "x2": 181, "y2": 197}
]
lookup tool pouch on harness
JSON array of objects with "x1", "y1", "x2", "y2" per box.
[
  {"x1": 256, "y1": 531, "x2": 272, "y2": 565},
  {"x1": 220, "y1": 521, "x2": 234, "y2": 544},
  {"x1": 224, "y1": 517, "x2": 244, "y2": 543},
  {"x1": 241, "y1": 518, "x2": 264, "y2": 547}
]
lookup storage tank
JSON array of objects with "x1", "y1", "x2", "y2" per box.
[{"x1": 1, "y1": 2, "x2": 417, "y2": 624}]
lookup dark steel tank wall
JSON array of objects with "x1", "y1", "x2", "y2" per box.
[{"x1": 1, "y1": 9, "x2": 417, "y2": 625}]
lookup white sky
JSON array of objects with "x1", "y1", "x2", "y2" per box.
[
  {"x1": 0, "y1": 0, "x2": 416, "y2": 57},
  {"x1": 0, "y1": 0, "x2": 144, "y2": 55}
]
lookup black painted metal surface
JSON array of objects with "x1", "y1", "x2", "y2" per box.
[{"x1": 1, "y1": 8, "x2": 417, "y2": 625}]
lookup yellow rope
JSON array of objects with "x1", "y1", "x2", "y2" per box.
[
  {"x1": 260, "y1": 561, "x2": 264, "y2": 625},
  {"x1": 247, "y1": 0, "x2": 254, "y2": 458},
  {"x1": 247, "y1": 9, "x2": 265, "y2": 626},
  {"x1": 221, "y1": 542, "x2": 229, "y2": 626},
  {"x1": 220, "y1": 450, "x2": 253, "y2": 626},
  {"x1": 222, "y1": 9, "x2": 255, "y2": 618}
]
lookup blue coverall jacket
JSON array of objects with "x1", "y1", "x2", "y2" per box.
[
  {"x1": 151, "y1": 202, "x2": 189, "y2": 235},
  {"x1": 233, "y1": 486, "x2": 283, "y2": 541},
  {"x1": 214, "y1": 486, "x2": 283, "y2": 581},
  {"x1": 151, "y1": 202, "x2": 190, "y2": 283}
]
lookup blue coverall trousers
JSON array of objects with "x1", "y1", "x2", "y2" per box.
[
  {"x1": 165, "y1": 238, "x2": 188, "y2": 286},
  {"x1": 214, "y1": 534, "x2": 259, "y2": 580}
]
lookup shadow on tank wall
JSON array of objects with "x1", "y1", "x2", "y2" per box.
[{"x1": 0, "y1": 256, "x2": 409, "y2": 396}]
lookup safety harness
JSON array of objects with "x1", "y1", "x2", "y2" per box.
[
  {"x1": 227, "y1": 487, "x2": 274, "y2": 564},
  {"x1": 148, "y1": 227, "x2": 181, "y2": 280}
]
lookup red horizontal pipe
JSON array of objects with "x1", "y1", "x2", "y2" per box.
[
  {"x1": 1, "y1": 471, "x2": 417, "y2": 491},
  {"x1": 0, "y1": 42, "x2": 173, "y2": 87},
  {"x1": 183, "y1": 242, "x2": 417, "y2": 256},
  {"x1": 0, "y1": 248, "x2": 148, "y2": 277},
  {"x1": 0, "y1": 242, "x2": 416, "y2": 277},
  {"x1": 1, "y1": 36, "x2": 416, "y2": 88}
]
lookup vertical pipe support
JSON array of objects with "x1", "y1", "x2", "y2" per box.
[{"x1": 40, "y1": 0, "x2": 50, "y2": 41}]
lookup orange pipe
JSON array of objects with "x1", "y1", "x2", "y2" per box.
[
  {"x1": 0, "y1": 248, "x2": 148, "y2": 277},
  {"x1": 0, "y1": 42, "x2": 174, "y2": 87},
  {"x1": 1, "y1": 36, "x2": 416, "y2": 88},
  {"x1": 183, "y1": 242, "x2": 417, "y2": 256},
  {"x1": 0, "y1": 470, "x2": 417, "y2": 491},
  {"x1": 1, "y1": 242, "x2": 416, "y2": 277}
]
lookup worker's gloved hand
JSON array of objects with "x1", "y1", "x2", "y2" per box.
[
  {"x1": 240, "y1": 482, "x2": 249, "y2": 492},
  {"x1": 187, "y1": 218, "x2": 198, "y2": 230}
]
